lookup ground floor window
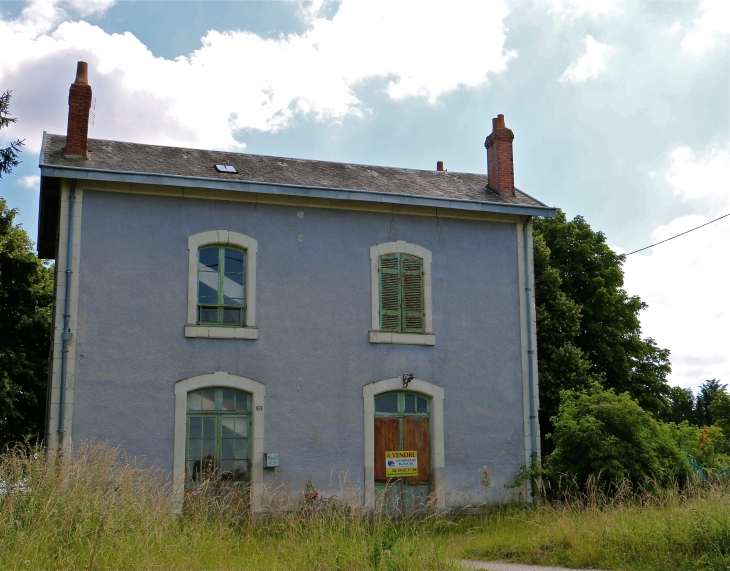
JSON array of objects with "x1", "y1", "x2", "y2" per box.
[{"x1": 186, "y1": 387, "x2": 251, "y2": 485}]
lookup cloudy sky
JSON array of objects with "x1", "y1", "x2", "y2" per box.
[{"x1": 0, "y1": 0, "x2": 728, "y2": 391}]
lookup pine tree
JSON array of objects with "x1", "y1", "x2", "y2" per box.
[{"x1": 0, "y1": 91, "x2": 24, "y2": 179}]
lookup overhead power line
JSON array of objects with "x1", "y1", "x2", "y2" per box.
[{"x1": 625, "y1": 213, "x2": 730, "y2": 256}]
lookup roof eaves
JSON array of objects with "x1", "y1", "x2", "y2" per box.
[
  {"x1": 39, "y1": 163, "x2": 558, "y2": 218},
  {"x1": 513, "y1": 186, "x2": 550, "y2": 208}
]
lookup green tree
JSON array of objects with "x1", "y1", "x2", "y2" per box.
[
  {"x1": 546, "y1": 384, "x2": 689, "y2": 492},
  {"x1": 0, "y1": 198, "x2": 54, "y2": 447},
  {"x1": 533, "y1": 231, "x2": 599, "y2": 450},
  {"x1": 533, "y1": 211, "x2": 672, "y2": 452},
  {"x1": 0, "y1": 91, "x2": 24, "y2": 178},
  {"x1": 695, "y1": 379, "x2": 726, "y2": 427},
  {"x1": 709, "y1": 390, "x2": 730, "y2": 436},
  {"x1": 663, "y1": 385, "x2": 696, "y2": 425}
]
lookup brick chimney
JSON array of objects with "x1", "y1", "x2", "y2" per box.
[
  {"x1": 65, "y1": 61, "x2": 92, "y2": 158},
  {"x1": 484, "y1": 114, "x2": 514, "y2": 195}
]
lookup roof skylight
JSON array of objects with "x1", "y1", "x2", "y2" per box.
[{"x1": 215, "y1": 165, "x2": 237, "y2": 173}]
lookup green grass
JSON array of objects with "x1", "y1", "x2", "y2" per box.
[
  {"x1": 449, "y1": 483, "x2": 730, "y2": 570},
  {"x1": 0, "y1": 444, "x2": 452, "y2": 570},
  {"x1": 2, "y1": 443, "x2": 729, "y2": 570}
]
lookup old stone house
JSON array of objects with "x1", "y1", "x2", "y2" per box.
[{"x1": 38, "y1": 62, "x2": 555, "y2": 511}]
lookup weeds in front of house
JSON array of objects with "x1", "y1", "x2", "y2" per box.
[
  {"x1": 0, "y1": 443, "x2": 451, "y2": 570},
  {"x1": 452, "y1": 476, "x2": 730, "y2": 571},
  {"x1": 2, "y1": 443, "x2": 730, "y2": 571}
]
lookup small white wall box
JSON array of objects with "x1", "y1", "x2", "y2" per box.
[{"x1": 264, "y1": 452, "x2": 279, "y2": 468}]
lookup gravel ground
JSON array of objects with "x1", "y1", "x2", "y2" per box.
[{"x1": 460, "y1": 560, "x2": 612, "y2": 571}]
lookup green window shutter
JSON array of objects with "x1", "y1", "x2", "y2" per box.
[
  {"x1": 379, "y1": 254, "x2": 401, "y2": 331},
  {"x1": 401, "y1": 254, "x2": 425, "y2": 333},
  {"x1": 379, "y1": 253, "x2": 425, "y2": 333}
]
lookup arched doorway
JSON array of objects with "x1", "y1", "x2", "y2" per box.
[
  {"x1": 185, "y1": 387, "x2": 252, "y2": 488},
  {"x1": 173, "y1": 371, "x2": 266, "y2": 512},
  {"x1": 362, "y1": 376, "x2": 445, "y2": 511},
  {"x1": 374, "y1": 391, "x2": 431, "y2": 510}
]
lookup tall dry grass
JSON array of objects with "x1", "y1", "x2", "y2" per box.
[
  {"x1": 0, "y1": 443, "x2": 452, "y2": 570},
  {"x1": 452, "y1": 477, "x2": 730, "y2": 570},
  {"x1": 4, "y1": 442, "x2": 730, "y2": 570}
]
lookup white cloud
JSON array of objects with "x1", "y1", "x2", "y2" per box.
[
  {"x1": 560, "y1": 35, "x2": 613, "y2": 83},
  {"x1": 666, "y1": 145, "x2": 730, "y2": 205},
  {"x1": 0, "y1": 0, "x2": 515, "y2": 153},
  {"x1": 682, "y1": 0, "x2": 730, "y2": 55},
  {"x1": 623, "y1": 144, "x2": 730, "y2": 390},
  {"x1": 18, "y1": 175, "x2": 40, "y2": 188},
  {"x1": 550, "y1": 0, "x2": 624, "y2": 19},
  {"x1": 64, "y1": 0, "x2": 116, "y2": 17}
]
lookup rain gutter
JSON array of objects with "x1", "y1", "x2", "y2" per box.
[
  {"x1": 57, "y1": 179, "x2": 76, "y2": 447},
  {"x1": 523, "y1": 216, "x2": 539, "y2": 502}
]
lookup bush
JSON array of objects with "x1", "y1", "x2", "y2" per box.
[
  {"x1": 670, "y1": 422, "x2": 730, "y2": 476},
  {"x1": 546, "y1": 384, "x2": 690, "y2": 491}
]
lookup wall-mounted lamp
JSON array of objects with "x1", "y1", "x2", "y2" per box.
[{"x1": 402, "y1": 373, "x2": 414, "y2": 388}]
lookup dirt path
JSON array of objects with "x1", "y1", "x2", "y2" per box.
[{"x1": 460, "y1": 560, "x2": 612, "y2": 571}]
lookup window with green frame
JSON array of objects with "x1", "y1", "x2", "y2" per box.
[
  {"x1": 186, "y1": 387, "x2": 251, "y2": 484},
  {"x1": 379, "y1": 253, "x2": 425, "y2": 333},
  {"x1": 375, "y1": 392, "x2": 430, "y2": 415},
  {"x1": 197, "y1": 246, "x2": 246, "y2": 326}
]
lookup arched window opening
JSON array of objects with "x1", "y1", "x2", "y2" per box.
[{"x1": 186, "y1": 387, "x2": 251, "y2": 486}]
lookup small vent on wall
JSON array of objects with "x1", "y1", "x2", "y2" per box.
[{"x1": 215, "y1": 165, "x2": 237, "y2": 173}]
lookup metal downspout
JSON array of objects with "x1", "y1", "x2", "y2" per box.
[
  {"x1": 57, "y1": 180, "x2": 76, "y2": 448},
  {"x1": 523, "y1": 217, "x2": 539, "y2": 502}
]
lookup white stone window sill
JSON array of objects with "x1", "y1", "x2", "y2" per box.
[
  {"x1": 184, "y1": 325, "x2": 259, "y2": 340},
  {"x1": 369, "y1": 331, "x2": 435, "y2": 346}
]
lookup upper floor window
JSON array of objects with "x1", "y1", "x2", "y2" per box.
[
  {"x1": 197, "y1": 246, "x2": 246, "y2": 326},
  {"x1": 369, "y1": 241, "x2": 434, "y2": 345},
  {"x1": 379, "y1": 253, "x2": 424, "y2": 333},
  {"x1": 185, "y1": 231, "x2": 258, "y2": 340}
]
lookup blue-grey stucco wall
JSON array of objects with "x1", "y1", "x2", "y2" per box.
[{"x1": 72, "y1": 189, "x2": 526, "y2": 506}]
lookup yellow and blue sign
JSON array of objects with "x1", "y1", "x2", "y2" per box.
[{"x1": 385, "y1": 450, "x2": 418, "y2": 477}]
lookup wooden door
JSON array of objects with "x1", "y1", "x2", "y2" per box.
[
  {"x1": 403, "y1": 417, "x2": 430, "y2": 485},
  {"x1": 374, "y1": 418, "x2": 400, "y2": 482}
]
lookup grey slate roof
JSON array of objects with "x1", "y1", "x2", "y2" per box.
[{"x1": 41, "y1": 133, "x2": 549, "y2": 209}]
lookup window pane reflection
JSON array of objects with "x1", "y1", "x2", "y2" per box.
[
  {"x1": 188, "y1": 391, "x2": 202, "y2": 411},
  {"x1": 199, "y1": 247, "x2": 219, "y2": 271},
  {"x1": 196, "y1": 246, "x2": 247, "y2": 326},
  {"x1": 235, "y1": 392, "x2": 248, "y2": 412},
  {"x1": 189, "y1": 416, "x2": 202, "y2": 437},
  {"x1": 222, "y1": 390, "x2": 235, "y2": 412},
  {"x1": 404, "y1": 393, "x2": 416, "y2": 413},
  {"x1": 202, "y1": 389, "x2": 215, "y2": 411},
  {"x1": 375, "y1": 393, "x2": 398, "y2": 413},
  {"x1": 224, "y1": 248, "x2": 244, "y2": 273},
  {"x1": 186, "y1": 388, "x2": 253, "y2": 486}
]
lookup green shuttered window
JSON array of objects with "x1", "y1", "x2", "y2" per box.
[
  {"x1": 197, "y1": 246, "x2": 246, "y2": 326},
  {"x1": 378, "y1": 253, "x2": 425, "y2": 333}
]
